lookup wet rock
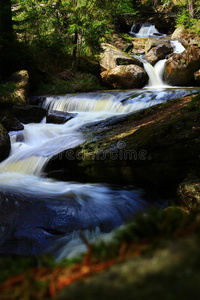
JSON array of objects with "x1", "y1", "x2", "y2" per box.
[
  {"x1": 145, "y1": 38, "x2": 170, "y2": 54},
  {"x1": 12, "y1": 105, "x2": 47, "y2": 124},
  {"x1": 0, "y1": 123, "x2": 11, "y2": 162},
  {"x1": 177, "y1": 174, "x2": 200, "y2": 211},
  {"x1": 0, "y1": 197, "x2": 80, "y2": 256},
  {"x1": 146, "y1": 44, "x2": 173, "y2": 66},
  {"x1": 100, "y1": 43, "x2": 142, "y2": 71},
  {"x1": 0, "y1": 188, "x2": 143, "y2": 256},
  {"x1": 46, "y1": 110, "x2": 77, "y2": 124},
  {"x1": 1, "y1": 114, "x2": 24, "y2": 131},
  {"x1": 163, "y1": 46, "x2": 200, "y2": 86},
  {"x1": 101, "y1": 65, "x2": 148, "y2": 89},
  {"x1": 30, "y1": 95, "x2": 47, "y2": 106},
  {"x1": 0, "y1": 192, "x2": 29, "y2": 245}
]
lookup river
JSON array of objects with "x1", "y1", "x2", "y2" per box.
[{"x1": 0, "y1": 44, "x2": 199, "y2": 260}]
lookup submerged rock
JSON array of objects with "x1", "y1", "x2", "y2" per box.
[
  {"x1": 46, "y1": 110, "x2": 77, "y2": 124},
  {"x1": 101, "y1": 65, "x2": 148, "y2": 89},
  {"x1": 163, "y1": 46, "x2": 200, "y2": 86},
  {"x1": 0, "y1": 123, "x2": 11, "y2": 162}
]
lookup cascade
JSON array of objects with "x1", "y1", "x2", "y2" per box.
[
  {"x1": 0, "y1": 87, "x2": 198, "y2": 258},
  {"x1": 0, "y1": 23, "x2": 195, "y2": 259},
  {"x1": 142, "y1": 40, "x2": 185, "y2": 88},
  {"x1": 130, "y1": 23, "x2": 166, "y2": 38},
  {"x1": 143, "y1": 59, "x2": 167, "y2": 88}
]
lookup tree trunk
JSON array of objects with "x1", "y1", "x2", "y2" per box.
[
  {"x1": 72, "y1": 0, "x2": 78, "y2": 71},
  {"x1": 0, "y1": 0, "x2": 13, "y2": 41},
  {"x1": 0, "y1": 0, "x2": 13, "y2": 78},
  {"x1": 188, "y1": 0, "x2": 195, "y2": 19}
]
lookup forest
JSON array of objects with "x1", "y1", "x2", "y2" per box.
[{"x1": 0, "y1": 0, "x2": 199, "y2": 94}]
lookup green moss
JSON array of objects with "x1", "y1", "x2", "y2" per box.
[{"x1": 0, "y1": 82, "x2": 18, "y2": 102}]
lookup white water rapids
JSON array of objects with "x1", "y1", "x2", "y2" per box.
[{"x1": 0, "y1": 38, "x2": 195, "y2": 259}]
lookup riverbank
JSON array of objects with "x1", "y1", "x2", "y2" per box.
[{"x1": 1, "y1": 206, "x2": 200, "y2": 300}]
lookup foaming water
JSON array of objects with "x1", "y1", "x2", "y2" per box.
[
  {"x1": 41, "y1": 89, "x2": 196, "y2": 116},
  {"x1": 0, "y1": 87, "x2": 197, "y2": 258},
  {"x1": 143, "y1": 59, "x2": 167, "y2": 88},
  {"x1": 171, "y1": 40, "x2": 185, "y2": 54},
  {"x1": 46, "y1": 228, "x2": 114, "y2": 261},
  {"x1": 130, "y1": 24, "x2": 166, "y2": 38}
]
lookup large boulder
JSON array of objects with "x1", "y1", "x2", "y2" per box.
[
  {"x1": 146, "y1": 44, "x2": 173, "y2": 66},
  {"x1": 0, "y1": 123, "x2": 11, "y2": 162},
  {"x1": 145, "y1": 38, "x2": 171, "y2": 54},
  {"x1": 12, "y1": 105, "x2": 47, "y2": 124},
  {"x1": 101, "y1": 65, "x2": 148, "y2": 89},
  {"x1": 44, "y1": 95, "x2": 200, "y2": 191},
  {"x1": 1, "y1": 115, "x2": 24, "y2": 131},
  {"x1": 163, "y1": 46, "x2": 200, "y2": 86},
  {"x1": 100, "y1": 44, "x2": 142, "y2": 71}
]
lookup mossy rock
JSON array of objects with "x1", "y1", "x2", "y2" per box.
[{"x1": 45, "y1": 95, "x2": 200, "y2": 191}]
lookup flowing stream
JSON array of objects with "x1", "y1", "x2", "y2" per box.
[{"x1": 0, "y1": 38, "x2": 198, "y2": 259}]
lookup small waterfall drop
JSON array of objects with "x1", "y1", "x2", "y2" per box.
[
  {"x1": 143, "y1": 59, "x2": 167, "y2": 88},
  {"x1": 130, "y1": 23, "x2": 166, "y2": 38},
  {"x1": 142, "y1": 40, "x2": 185, "y2": 88}
]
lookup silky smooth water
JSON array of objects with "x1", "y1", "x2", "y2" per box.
[{"x1": 0, "y1": 37, "x2": 198, "y2": 258}]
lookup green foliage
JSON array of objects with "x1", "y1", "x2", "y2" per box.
[
  {"x1": 0, "y1": 256, "x2": 38, "y2": 283},
  {"x1": 115, "y1": 208, "x2": 191, "y2": 242},
  {"x1": 116, "y1": 0, "x2": 138, "y2": 14},
  {"x1": 188, "y1": 92, "x2": 200, "y2": 110},
  {"x1": 0, "y1": 82, "x2": 17, "y2": 102},
  {"x1": 0, "y1": 254, "x2": 83, "y2": 283},
  {"x1": 91, "y1": 207, "x2": 195, "y2": 261},
  {"x1": 11, "y1": 0, "x2": 114, "y2": 72}
]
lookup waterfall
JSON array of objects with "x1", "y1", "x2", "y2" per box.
[
  {"x1": 42, "y1": 90, "x2": 172, "y2": 115},
  {"x1": 142, "y1": 40, "x2": 185, "y2": 88},
  {"x1": 130, "y1": 23, "x2": 166, "y2": 38},
  {"x1": 143, "y1": 59, "x2": 167, "y2": 88},
  {"x1": 0, "y1": 122, "x2": 85, "y2": 176},
  {"x1": 0, "y1": 86, "x2": 197, "y2": 258}
]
